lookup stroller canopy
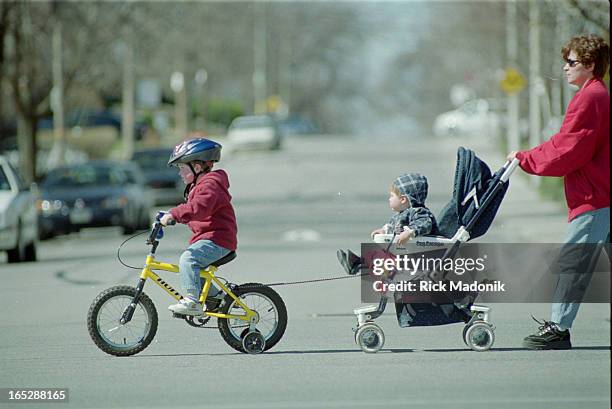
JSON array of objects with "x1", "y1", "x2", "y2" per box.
[{"x1": 437, "y1": 147, "x2": 509, "y2": 240}]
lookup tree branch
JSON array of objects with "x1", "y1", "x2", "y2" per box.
[{"x1": 564, "y1": 0, "x2": 609, "y2": 33}]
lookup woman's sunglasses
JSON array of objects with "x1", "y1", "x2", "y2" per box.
[{"x1": 564, "y1": 58, "x2": 581, "y2": 67}]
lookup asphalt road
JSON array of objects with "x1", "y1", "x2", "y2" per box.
[{"x1": 0, "y1": 134, "x2": 609, "y2": 409}]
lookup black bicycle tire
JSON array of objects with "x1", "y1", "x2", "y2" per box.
[
  {"x1": 87, "y1": 285, "x2": 158, "y2": 357},
  {"x1": 217, "y1": 283, "x2": 287, "y2": 353}
]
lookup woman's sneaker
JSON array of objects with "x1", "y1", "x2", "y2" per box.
[
  {"x1": 523, "y1": 317, "x2": 571, "y2": 350},
  {"x1": 168, "y1": 298, "x2": 204, "y2": 316}
]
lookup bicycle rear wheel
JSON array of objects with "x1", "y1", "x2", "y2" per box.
[
  {"x1": 87, "y1": 285, "x2": 158, "y2": 356},
  {"x1": 218, "y1": 283, "x2": 287, "y2": 353}
]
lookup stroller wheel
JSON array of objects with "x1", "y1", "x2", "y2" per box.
[
  {"x1": 356, "y1": 323, "x2": 385, "y2": 353},
  {"x1": 464, "y1": 322, "x2": 495, "y2": 352}
]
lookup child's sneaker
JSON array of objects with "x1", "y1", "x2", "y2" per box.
[
  {"x1": 337, "y1": 249, "x2": 363, "y2": 275},
  {"x1": 168, "y1": 298, "x2": 204, "y2": 316}
]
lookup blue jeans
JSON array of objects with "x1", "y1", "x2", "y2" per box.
[
  {"x1": 179, "y1": 240, "x2": 230, "y2": 301},
  {"x1": 551, "y1": 207, "x2": 610, "y2": 330}
]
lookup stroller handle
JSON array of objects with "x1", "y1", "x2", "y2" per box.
[{"x1": 500, "y1": 158, "x2": 520, "y2": 183}]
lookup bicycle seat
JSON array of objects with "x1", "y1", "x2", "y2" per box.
[{"x1": 211, "y1": 251, "x2": 237, "y2": 267}]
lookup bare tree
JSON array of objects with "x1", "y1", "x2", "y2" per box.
[
  {"x1": 0, "y1": 2, "x2": 16, "y2": 134},
  {"x1": 1, "y1": 1, "x2": 143, "y2": 181},
  {"x1": 563, "y1": 0, "x2": 610, "y2": 34}
]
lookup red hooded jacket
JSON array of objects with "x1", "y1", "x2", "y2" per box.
[
  {"x1": 169, "y1": 169, "x2": 237, "y2": 250},
  {"x1": 516, "y1": 78, "x2": 610, "y2": 221}
]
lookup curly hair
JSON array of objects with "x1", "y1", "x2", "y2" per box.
[{"x1": 562, "y1": 34, "x2": 610, "y2": 79}]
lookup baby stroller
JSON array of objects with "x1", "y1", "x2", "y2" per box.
[{"x1": 352, "y1": 147, "x2": 520, "y2": 353}]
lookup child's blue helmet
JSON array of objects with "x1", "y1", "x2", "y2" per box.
[{"x1": 167, "y1": 138, "x2": 222, "y2": 167}]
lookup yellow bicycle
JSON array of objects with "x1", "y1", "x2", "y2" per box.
[{"x1": 87, "y1": 216, "x2": 287, "y2": 356}]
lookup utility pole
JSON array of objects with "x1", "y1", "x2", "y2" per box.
[
  {"x1": 171, "y1": 71, "x2": 187, "y2": 139},
  {"x1": 279, "y1": 34, "x2": 290, "y2": 115},
  {"x1": 121, "y1": 29, "x2": 135, "y2": 160},
  {"x1": 49, "y1": 1, "x2": 65, "y2": 169},
  {"x1": 195, "y1": 68, "x2": 208, "y2": 130},
  {"x1": 253, "y1": 2, "x2": 267, "y2": 114},
  {"x1": 559, "y1": 9, "x2": 573, "y2": 111},
  {"x1": 528, "y1": 0, "x2": 542, "y2": 187},
  {"x1": 505, "y1": 0, "x2": 519, "y2": 153},
  {"x1": 550, "y1": 8, "x2": 564, "y2": 120},
  {"x1": 528, "y1": 0, "x2": 542, "y2": 149}
]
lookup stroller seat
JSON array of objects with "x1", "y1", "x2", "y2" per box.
[{"x1": 373, "y1": 233, "x2": 456, "y2": 246}]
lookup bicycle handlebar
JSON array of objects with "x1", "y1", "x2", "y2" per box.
[
  {"x1": 146, "y1": 212, "x2": 176, "y2": 245},
  {"x1": 146, "y1": 223, "x2": 163, "y2": 245}
]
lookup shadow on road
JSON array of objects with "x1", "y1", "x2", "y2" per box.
[
  {"x1": 134, "y1": 345, "x2": 609, "y2": 358},
  {"x1": 55, "y1": 270, "x2": 103, "y2": 286},
  {"x1": 135, "y1": 349, "x2": 372, "y2": 357},
  {"x1": 404, "y1": 346, "x2": 611, "y2": 352}
]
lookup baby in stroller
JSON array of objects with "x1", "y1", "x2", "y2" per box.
[
  {"x1": 348, "y1": 148, "x2": 520, "y2": 353},
  {"x1": 337, "y1": 172, "x2": 439, "y2": 275}
]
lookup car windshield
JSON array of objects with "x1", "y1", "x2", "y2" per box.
[
  {"x1": 0, "y1": 167, "x2": 10, "y2": 190},
  {"x1": 231, "y1": 117, "x2": 273, "y2": 129},
  {"x1": 42, "y1": 165, "x2": 125, "y2": 187},
  {"x1": 460, "y1": 99, "x2": 488, "y2": 115},
  {"x1": 132, "y1": 150, "x2": 171, "y2": 170}
]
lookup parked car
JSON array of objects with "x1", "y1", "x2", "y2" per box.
[
  {"x1": 38, "y1": 109, "x2": 147, "y2": 140},
  {"x1": 37, "y1": 161, "x2": 151, "y2": 239},
  {"x1": 227, "y1": 115, "x2": 282, "y2": 150},
  {"x1": 117, "y1": 161, "x2": 154, "y2": 231},
  {"x1": 0, "y1": 155, "x2": 38, "y2": 262},
  {"x1": 279, "y1": 116, "x2": 319, "y2": 136},
  {"x1": 433, "y1": 99, "x2": 501, "y2": 138},
  {"x1": 130, "y1": 148, "x2": 184, "y2": 206}
]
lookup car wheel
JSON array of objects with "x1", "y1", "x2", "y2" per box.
[
  {"x1": 7, "y1": 221, "x2": 26, "y2": 263},
  {"x1": 138, "y1": 209, "x2": 151, "y2": 230},
  {"x1": 121, "y1": 206, "x2": 137, "y2": 235},
  {"x1": 39, "y1": 228, "x2": 53, "y2": 241},
  {"x1": 270, "y1": 139, "x2": 282, "y2": 151},
  {"x1": 24, "y1": 241, "x2": 37, "y2": 262}
]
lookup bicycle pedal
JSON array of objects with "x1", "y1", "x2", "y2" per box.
[{"x1": 172, "y1": 312, "x2": 187, "y2": 319}]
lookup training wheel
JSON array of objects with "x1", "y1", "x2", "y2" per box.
[
  {"x1": 242, "y1": 331, "x2": 266, "y2": 354},
  {"x1": 356, "y1": 323, "x2": 385, "y2": 353},
  {"x1": 464, "y1": 322, "x2": 495, "y2": 352}
]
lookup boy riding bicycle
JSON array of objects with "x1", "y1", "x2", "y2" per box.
[{"x1": 159, "y1": 137, "x2": 237, "y2": 316}]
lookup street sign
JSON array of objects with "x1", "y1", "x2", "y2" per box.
[{"x1": 500, "y1": 68, "x2": 526, "y2": 94}]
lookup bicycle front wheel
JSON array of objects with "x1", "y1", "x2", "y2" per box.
[
  {"x1": 87, "y1": 285, "x2": 158, "y2": 356},
  {"x1": 218, "y1": 283, "x2": 287, "y2": 353}
]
